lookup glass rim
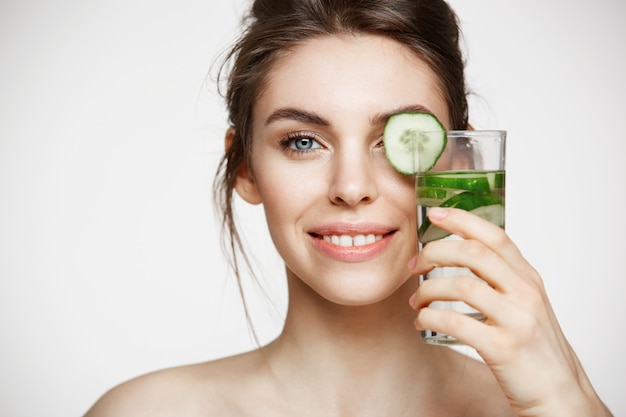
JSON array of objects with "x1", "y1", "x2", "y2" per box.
[
  {"x1": 415, "y1": 129, "x2": 506, "y2": 137},
  {"x1": 446, "y1": 129, "x2": 506, "y2": 136}
]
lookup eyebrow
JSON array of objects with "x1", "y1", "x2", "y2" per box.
[
  {"x1": 264, "y1": 104, "x2": 434, "y2": 127},
  {"x1": 265, "y1": 107, "x2": 330, "y2": 126}
]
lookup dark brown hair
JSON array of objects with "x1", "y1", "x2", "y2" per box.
[{"x1": 213, "y1": 0, "x2": 468, "y2": 327}]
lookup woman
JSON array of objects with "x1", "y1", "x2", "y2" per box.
[{"x1": 84, "y1": 0, "x2": 612, "y2": 415}]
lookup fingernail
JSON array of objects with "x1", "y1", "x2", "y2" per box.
[
  {"x1": 409, "y1": 292, "x2": 417, "y2": 309},
  {"x1": 428, "y1": 207, "x2": 448, "y2": 221},
  {"x1": 408, "y1": 255, "x2": 418, "y2": 270}
]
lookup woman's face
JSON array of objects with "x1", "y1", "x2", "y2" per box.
[{"x1": 238, "y1": 34, "x2": 450, "y2": 306}]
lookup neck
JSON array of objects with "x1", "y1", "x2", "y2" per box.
[
  {"x1": 289, "y1": 278, "x2": 418, "y2": 346},
  {"x1": 263, "y1": 271, "x2": 451, "y2": 416}
]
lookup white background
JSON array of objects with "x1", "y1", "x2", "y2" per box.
[{"x1": 1, "y1": 0, "x2": 625, "y2": 415}]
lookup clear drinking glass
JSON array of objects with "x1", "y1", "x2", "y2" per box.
[{"x1": 416, "y1": 130, "x2": 506, "y2": 345}]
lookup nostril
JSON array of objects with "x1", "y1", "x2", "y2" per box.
[
  {"x1": 328, "y1": 179, "x2": 378, "y2": 207},
  {"x1": 328, "y1": 152, "x2": 379, "y2": 206},
  {"x1": 331, "y1": 193, "x2": 373, "y2": 206}
]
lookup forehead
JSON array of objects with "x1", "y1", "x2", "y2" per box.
[{"x1": 254, "y1": 34, "x2": 450, "y2": 129}]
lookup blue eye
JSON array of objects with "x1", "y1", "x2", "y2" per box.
[
  {"x1": 280, "y1": 133, "x2": 323, "y2": 154},
  {"x1": 293, "y1": 136, "x2": 318, "y2": 150}
]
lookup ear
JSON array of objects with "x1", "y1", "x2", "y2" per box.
[{"x1": 225, "y1": 127, "x2": 262, "y2": 205}]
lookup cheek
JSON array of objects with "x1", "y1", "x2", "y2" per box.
[
  {"x1": 398, "y1": 189, "x2": 417, "y2": 230},
  {"x1": 253, "y1": 165, "x2": 326, "y2": 267},
  {"x1": 255, "y1": 163, "x2": 322, "y2": 227},
  {"x1": 258, "y1": 162, "x2": 320, "y2": 201},
  {"x1": 384, "y1": 169, "x2": 416, "y2": 210},
  {"x1": 388, "y1": 173, "x2": 418, "y2": 239}
]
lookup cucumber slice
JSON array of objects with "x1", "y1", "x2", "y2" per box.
[
  {"x1": 417, "y1": 173, "x2": 491, "y2": 193},
  {"x1": 383, "y1": 112, "x2": 446, "y2": 175},
  {"x1": 418, "y1": 191, "x2": 504, "y2": 243},
  {"x1": 416, "y1": 186, "x2": 456, "y2": 206},
  {"x1": 485, "y1": 171, "x2": 505, "y2": 190}
]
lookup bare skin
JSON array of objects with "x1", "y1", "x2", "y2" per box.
[
  {"x1": 85, "y1": 279, "x2": 514, "y2": 417},
  {"x1": 84, "y1": 34, "x2": 611, "y2": 417},
  {"x1": 85, "y1": 34, "x2": 515, "y2": 417}
]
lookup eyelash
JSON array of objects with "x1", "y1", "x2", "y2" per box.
[
  {"x1": 278, "y1": 131, "x2": 325, "y2": 156},
  {"x1": 277, "y1": 132, "x2": 386, "y2": 159}
]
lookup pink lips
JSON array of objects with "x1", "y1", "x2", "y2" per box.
[{"x1": 308, "y1": 223, "x2": 396, "y2": 262}]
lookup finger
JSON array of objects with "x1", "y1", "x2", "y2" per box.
[
  {"x1": 426, "y1": 207, "x2": 533, "y2": 275},
  {"x1": 414, "y1": 306, "x2": 496, "y2": 347},
  {"x1": 414, "y1": 239, "x2": 518, "y2": 293},
  {"x1": 413, "y1": 275, "x2": 509, "y2": 324}
]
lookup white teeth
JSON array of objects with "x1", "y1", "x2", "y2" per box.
[
  {"x1": 353, "y1": 235, "x2": 366, "y2": 246},
  {"x1": 338, "y1": 235, "x2": 353, "y2": 247},
  {"x1": 322, "y1": 234, "x2": 383, "y2": 247}
]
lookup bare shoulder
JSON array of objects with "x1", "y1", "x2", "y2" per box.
[{"x1": 83, "y1": 350, "x2": 267, "y2": 417}]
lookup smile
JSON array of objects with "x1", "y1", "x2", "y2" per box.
[
  {"x1": 321, "y1": 234, "x2": 384, "y2": 247},
  {"x1": 308, "y1": 224, "x2": 396, "y2": 263}
]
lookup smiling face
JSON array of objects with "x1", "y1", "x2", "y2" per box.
[{"x1": 235, "y1": 34, "x2": 450, "y2": 306}]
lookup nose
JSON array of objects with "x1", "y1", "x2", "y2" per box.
[{"x1": 328, "y1": 146, "x2": 378, "y2": 207}]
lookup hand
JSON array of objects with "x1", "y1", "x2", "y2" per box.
[{"x1": 408, "y1": 207, "x2": 611, "y2": 417}]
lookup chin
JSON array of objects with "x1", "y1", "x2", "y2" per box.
[{"x1": 313, "y1": 273, "x2": 414, "y2": 307}]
